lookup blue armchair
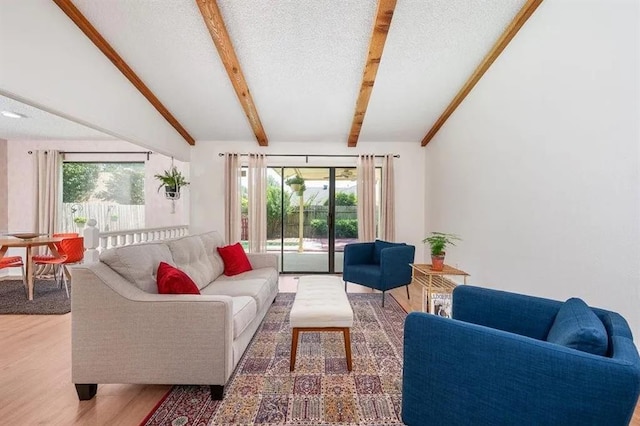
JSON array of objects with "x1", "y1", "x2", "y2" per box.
[
  {"x1": 402, "y1": 285, "x2": 640, "y2": 425},
  {"x1": 342, "y1": 240, "x2": 415, "y2": 307}
]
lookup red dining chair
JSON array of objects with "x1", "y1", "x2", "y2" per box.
[
  {"x1": 33, "y1": 236, "x2": 84, "y2": 298},
  {"x1": 59, "y1": 236, "x2": 85, "y2": 285},
  {"x1": 0, "y1": 256, "x2": 27, "y2": 296}
]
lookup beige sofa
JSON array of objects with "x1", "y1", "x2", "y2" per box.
[{"x1": 71, "y1": 231, "x2": 279, "y2": 401}]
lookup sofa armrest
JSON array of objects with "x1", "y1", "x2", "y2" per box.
[
  {"x1": 71, "y1": 263, "x2": 235, "y2": 386},
  {"x1": 344, "y1": 242, "x2": 374, "y2": 266},
  {"x1": 379, "y1": 245, "x2": 415, "y2": 285},
  {"x1": 246, "y1": 252, "x2": 278, "y2": 270},
  {"x1": 402, "y1": 312, "x2": 640, "y2": 426},
  {"x1": 452, "y1": 285, "x2": 562, "y2": 340}
]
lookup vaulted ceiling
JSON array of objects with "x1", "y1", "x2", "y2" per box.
[{"x1": 0, "y1": 0, "x2": 543, "y2": 156}]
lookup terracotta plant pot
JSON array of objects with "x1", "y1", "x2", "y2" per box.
[{"x1": 431, "y1": 254, "x2": 445, "y2": 271}]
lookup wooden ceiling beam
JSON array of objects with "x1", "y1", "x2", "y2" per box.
[
  {"x1": 421, "y1": 0, "x2": 543, "y2": 146},
  {"x1": 348, "y1": 0, "x2": 397, "y2": 147},
  {"x1": 196, "y1": 0, "x2": 268, "y2": 146},
  {"x1": 53, "y1": 0, "x2": 196, "y2": 146}
]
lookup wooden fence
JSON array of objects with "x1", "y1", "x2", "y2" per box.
[
  {"x1": 61, "y1": 203, "x2": 144, "y2": 233},
  {"x1": 270, "y1": 206, "x2": 357, "y2": 239}
]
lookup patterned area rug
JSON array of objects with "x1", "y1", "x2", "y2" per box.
[
  {"x1": 0, "y1": 279, "x2": 70, "y2": 314},
  {"x1": 143, "y1": 293, "x2": 407, "y2": 425}
]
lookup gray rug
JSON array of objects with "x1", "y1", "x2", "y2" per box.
[{"x1": 0, "y1": 279, "x2": 71, "y2": 314}]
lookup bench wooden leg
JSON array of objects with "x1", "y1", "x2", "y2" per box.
[
  {"x1": 290, "y1": 328, "x2": 300, "y2": 371},
  {"x1": 343, "y1": 327, "x2": 352, "y2": 371}
]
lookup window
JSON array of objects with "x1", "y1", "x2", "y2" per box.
[{"x1": 61, "y1": 162, "x2": 145, "y2": 232}]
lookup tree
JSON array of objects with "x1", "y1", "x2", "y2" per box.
[
  {"x1": 325, "y1": 191, "x2": 356, "y2": 206},
  {"x1": 266, "y1": 176, "x2": 291, "y2": 238},
  {"x1": 63, "y1": 163, "x2": 100, "y2": 202},
  {"x1": 96, "y1": 163, "x2": 145, "y2": 205},
  {"x1": 241, "y1": 186, "x2": 248, "y2": 215}
]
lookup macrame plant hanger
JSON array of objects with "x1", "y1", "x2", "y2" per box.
[{"x1": 165, "y1": 156, "x2": 180, "y2": 214}]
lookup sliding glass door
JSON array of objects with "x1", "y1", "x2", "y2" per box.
[
  {"x1": 241, "y1": 166, "x2": 379, "y2": 274},
  {"x1": 264, "y1": 167, "x2": 355, "y2": 273}
]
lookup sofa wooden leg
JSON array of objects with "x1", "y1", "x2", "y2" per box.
[
  {"x1": 210, "y1": 385, "x2": 224, "y2": 400},
  {"x1": 382, "y1": 291, "x2": 386, "y2": 307},
  {"x1": 75, "y1": 383, "x2": 98, "y2": 400},
  {"x1": 406, "y1": 285, "x2": 410, "y2": 299}
]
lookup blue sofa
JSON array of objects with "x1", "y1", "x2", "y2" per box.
[
  {"x1": 342, "y1": 240, "x2": 415, "y2": 307},
  {"x1": 402, "y1": 285, "x2": 640, "y2": 425}
]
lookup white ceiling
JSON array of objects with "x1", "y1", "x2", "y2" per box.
[
  {"x1": 0, "y1": 0, "x2": 530, "y2": 148},
  {"x1": 0, "y1": 95, "x2": 114, "y2": 141}
]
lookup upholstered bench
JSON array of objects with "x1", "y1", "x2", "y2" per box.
[{"x1": 289, "y1": 275, "x2": 354, "y2": 371}]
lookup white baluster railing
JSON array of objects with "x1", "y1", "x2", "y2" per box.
[{"x1": 83, "y1": 221, "x2": 189, "y2": 262}]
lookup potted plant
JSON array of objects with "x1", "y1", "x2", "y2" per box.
[
  {"x1": 285, "y1": 175, "x2": 305, "y2": 193},
  {"x1": 154, "y1": 166, "x2": 190, "y2": 200},
  {"x1": 422, "y1": 232, "x2": 461, "y2": 271},
  {"x1": 74, "y1": 216, "x2": 87, "y2": 229}
]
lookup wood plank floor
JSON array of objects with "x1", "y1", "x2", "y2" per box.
[{"x1": 0, "y1": 277, "x2": 638, "y2": 425}]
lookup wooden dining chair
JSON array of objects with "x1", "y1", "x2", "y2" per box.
[
  {"x1": 0, "y1": 256, "x2": 28, "y2": 296},
  {"x1": 33, "y1": 236, "x2": 84, "y2": 298}
]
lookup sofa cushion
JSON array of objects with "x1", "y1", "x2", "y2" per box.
[
  {"x1": 156, "y1": 262, "x2": 200, "y2": 295},
  {"x1": 167, "y1": 235, "x2": 216, "y2": 290},
  {"x1": 217, "y1": 243, "x2": 253, "y2": 276},
  {"x1": 546, "y1": 297, "x2": 608, "y2": 356},
  {"x1": 199, "y1": 231, "x2": 226, "y2": 279},
  {"x1": 232, "y1": 296, "x2": 257, "y2": 339},
  {"x1": 373, "y1": 240, "x2": 405, "y2": 264},
  {"x1": 215, "y1": 267, "x2": 279, "y2": 285},
  {"x1": 99, "y1": 242, "x2": 174, "y2": 293},
  {"x1": 202, "y1": 274, "x2": 277, "y2": 313}
]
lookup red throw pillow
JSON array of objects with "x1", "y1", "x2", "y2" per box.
[
  {"x1": 156, "y1": 262, "x2": 200, "y2": 294},
  {"x1": 217, "y1": 242, "x2": 253, "y2": 276}
]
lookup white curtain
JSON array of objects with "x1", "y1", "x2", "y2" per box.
[
  {"x1": 33, "y1": 150, "x2": 61, "y2": 274},
  {"x1": 224, "y1": 153, "x2": 241, "y2": 244},
  {"x1": 356, "y1": 154, "x2": 376, "y2": 242},
  {"x1": 380, "y1": 154, "x2": 395, "y2": 241},
  {"x1": 248, "y1": 153, "x2": 267, "y2": 253}
]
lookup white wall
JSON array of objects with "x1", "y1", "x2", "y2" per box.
[
  {"x1": 0, "y1": 139, "x2": 7, "y2": 232},
  {"x1": 424, "y1": 0, "x2": 640, "y2": 335},
  {"x1": 6, "y1": 140, "x2": 188, "y2": 235},
  {"x1": 190, "y1": 140, "x2": 427, "y2": 260},
  {"x1": 0, "y1": 0, "x2": 190, "y2": 161}
]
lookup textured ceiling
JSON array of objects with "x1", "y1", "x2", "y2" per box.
[
  {"x1": 361, "y1": 0, "x2": 526, "y2": 142},
  {"x1": 0, "y1": 0, "x2": 530, "y2": 146}
]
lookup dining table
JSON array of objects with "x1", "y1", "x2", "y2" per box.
[{"x1": 0, "y1": 236, "x2": 63, "y2": 300}]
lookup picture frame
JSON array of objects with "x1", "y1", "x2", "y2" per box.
[{"x1": 430, "y1": 292, "x2": 452, "y2": 318}]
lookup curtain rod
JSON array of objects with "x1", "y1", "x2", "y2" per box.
[
  {"x1": 28, "y1": 151, "x2": 153, "y2": 160},
  {"x1": 217, "y1": 153, "x2": 399, "y2": 160}
]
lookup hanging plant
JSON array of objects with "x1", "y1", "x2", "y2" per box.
[
  {"x1": 285, "y1": 175, "x2": 305, "y2": 193},
  {"x1": 74, "y1": 216, "x2": 88, "y2": 227},
  {"x1": 154, "y1": 166, "x2": 189, "y2": 200}
]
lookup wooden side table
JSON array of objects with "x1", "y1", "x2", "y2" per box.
[{"x1": 410, "y1": 264, "x2": 469, "y2": 313}]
